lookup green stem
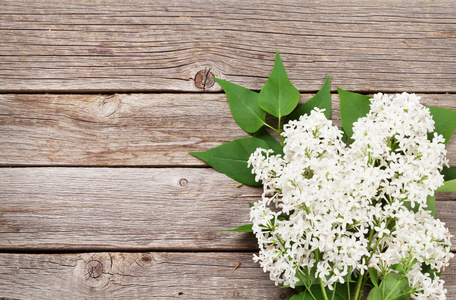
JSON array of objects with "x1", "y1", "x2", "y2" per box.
[
  {"x1": 264, "y1": 122, "x2": 279, "y2": 134},
  {"x1": 384, "y1": 275, "x2": 405, "y2": 300},
  {"x1": 303, "y1": 284, "x2": 318, "y2": 300},
  {"x1": 353, "y1": 274, "x2": 364, "y2": 300},
  {"x1": 314, "y1": 250, "x2": 329, "y2": 300},
  {"x1": 297, "y1": 269, "x2": 318, "y2": 300},
  {"x1": 389, "y1": 290, "x2": 411, "y2": 300},
  {"x1": 365, "y1": 219, "x2": 392, "y2": 269},
  {"x1": 346, "y1": 267, "x2": 351, "y2": 300},
  {"x1": 277, "y1": 116, "x2": 284, "y2": 145},
  {"x1": 355, "y1": 221, "x2": 392, "y2": 300},
  {"x1": 319, "y1": 278, "x2": 329, "y2": 300},
  {"x1": 353, "y1": 229, "x2": 375, "y2": 300},
  {"x1": 331, "y1": 282, "x2": 337, "y2": 300},
  {"x1": 264, "y1": 122, "x2": 284, "y2": 145},
  {"x1": 279, "y1": 133, "x2": 284, "y2": 145},
  {"x1": 366, "y1": 228, "x2": 375, "y2": 252},
  {"x1": 365, "y1": 238, "x2": 382, "y2": 268}
]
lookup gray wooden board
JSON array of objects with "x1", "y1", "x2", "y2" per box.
[
  {"x1": 0, "y1": 252, "x2": 455, "y2": 299},
  {"x1": 1, "y1": 93, "x2": 455, "y2": 166},
  {"x1": 0, "y1": 252, "x2": 294, "y2": 299},
  {"x1": 1, "y1": 0, "x2": 455, "y2": 92},
  {"x1": 0, "y1": 167, "x2": 454, "y2": 251}
]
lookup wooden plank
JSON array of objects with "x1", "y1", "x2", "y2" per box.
[
  {"x1": 0, "y1": 93, "x2": 244, "y2": 166},
  {"x1": 0, "y1": 252, "x2": 295, "y2": 299},
  {"x1": 1, "y1": 252, "x2": 456, "y2": 299},
  {"x1": 0, "y1": 168, "x2": 455, "y2": 251},
  {"x1": 1, "y1": 93, "x2": 455, "y2": 166},
  {"x1": 1, "y1": 0, "x2": 455, "y2": 92},
  {"x1": 0, "y1": 167, "x2": 256, "y2": 250}
]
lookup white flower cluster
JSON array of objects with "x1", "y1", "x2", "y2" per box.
[{"x1": 248, "y1": 93, "x2": 453, "y2": 299}]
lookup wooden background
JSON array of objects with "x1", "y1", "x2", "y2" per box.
[{"x1": 1, "y1": 0, "x2": 455, "y2": 299}]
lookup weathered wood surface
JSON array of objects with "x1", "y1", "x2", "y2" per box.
[
  {"x1": 0, "y1": 167, "x2": 454, "y2": 251},
  {"x1": 0, "y1": 252, "x2": 294, "y2": 299},
  {"x1": 0, "y1": 252, "x2": 455, "y2": 300},
  {"x1": 1, "y1": 93, "x2": 455, "y2": 166},
  {"x1": 1, "y1": 0, "x2": 456, "y2": 298},
  {"x1": 1, "y1": 0, "x2": 456, "y2": 92},
  {"x1": 0, "y1": 168, "x2": 255, "y2": 250}
]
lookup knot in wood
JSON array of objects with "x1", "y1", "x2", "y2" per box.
[
  {"x1": 95, "y1": 94, "x2": 121, "y2": 117},
  {"x1": 141, "y1": 253, "x2": 153, "y2": 263},
  {"x1": 179, "y1": 178, "x2": 188, "y2": 187},
  {"x1": 86, "y1": 260, "x2": 103, "y2": 278},
  {"x1": 194, "y1": 69, "x2": 215, "y2": 89}
]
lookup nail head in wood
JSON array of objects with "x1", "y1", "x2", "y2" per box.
[{"x1": 179, "y1": 178, "x2": 188, "y2": 187}]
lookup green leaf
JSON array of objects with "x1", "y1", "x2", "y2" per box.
[
  {"x1": 289, "y1": 290, "x2": 311, "y2": 300},
  {"x1": 426, "y1": 195, "x2": 436, "y2": 217},
  {"x1": 436, "y1": 179, "x2": 456, "y2": 193},
  {"x1": 294, "y1": 269, "x2": 310, "y2": 287},
  {"x1": 441, "y1": 167, "x2": 456, "y2": 182},
  {"x1": 337, "y1": 88, "x2": 371, "y2": 141},
  {"x1": 189, "y1": 137, "x2": 268, "y2": 186},
  {"x1": 331, "y1": 283, "x2": 352, "y2": 300},
  {"x1": 314, "y1": 284, "x2": 350, "y2": 300},
  {"x1": 427, "y1": 106, "x2": 456, "y2": 144},
  {"x1": 341, "y1": 131, "x2": 349, "y2": 145},
  {"x1": 248, "y1": 202, "x2": 254, "y2": 208},
  {"x1": 219, "y1": 223, "x2": 253, "y2": 232},
  {"x1": 389, "y1": 263, "x2": 406, "y2": 274},
  {"x1": 289, "y1": 285, "x2": 327, "y2": 300},
  {"x1": 369, "y1": 267, "x2": 379, "y2": 288},
  {"x1": 402, "y1": 195, "x2": 435, "y2": 217},
  {"x1": 366, "y1": 287, "x2": 381, "y2": 300},
  {"x1": 292, "y1": 273, "x2": 350, "y2": 300},
  {"x1": 259, "y1": 51, "x2": 300, "y2": 118},
  {"x1": 214, "y1": 78, "x2": 266, "y2": 133},
  {"x1": 379, "y1": 272, "x2": 409, "y2": 300},
  {"x1": 253, "y1": 127, "x2": 284, "y2": 155},
  {"x1": 421, "y1": 263, "x2": 438, "y2": 280},
  {"x1": 288, "y1": 74, "x2": 331, "y2": 121},
  {"x1": 295, "y1": 267, "x2": 319, "y2": 287},
  {"x1": 278, "y1": 214, "x2": 288, "y2": 221},
  {"x1": 189, "y1": 150, "x2": 211, "y2": 164}
]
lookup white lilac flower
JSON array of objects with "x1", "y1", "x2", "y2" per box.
[{"x1": 247, "y1": 93, "x2": 453, "y2": 298}]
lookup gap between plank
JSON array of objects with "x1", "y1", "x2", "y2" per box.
[
  {"x1": 0, "y1": 90, "x2": 455, "y2": 95},
  {"x1": 0, "y1": 248, "x2": 258, "y2": 254},
  {"x1": 0, "y1": 164, "x2": 211, "y2": 168},
  {"x1": 1, "y1": 248, "x2": 455, "y2": 255}
]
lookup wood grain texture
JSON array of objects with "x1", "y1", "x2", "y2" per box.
[
  {"x1": 0, "y1": 167, "x2": 257, "y2": 250},
  {"x1": 0, "y1": 252, "x2": 294, "y2": 299},
  {"x1": 1, "y1": 0, "x2": 455, "y2": 92},
  {"x1": 1, "y1": 93, "x2": 455, "y2": 166},
  {"x1": 0, "y1": 167, "x2": 455, "y2": 251},
  {"x1": 0, "y1": 252, "x2": 455, "y2": 300},
  {"x1": 2, "y1": 0, "x2": 456, "y2": 295}
]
